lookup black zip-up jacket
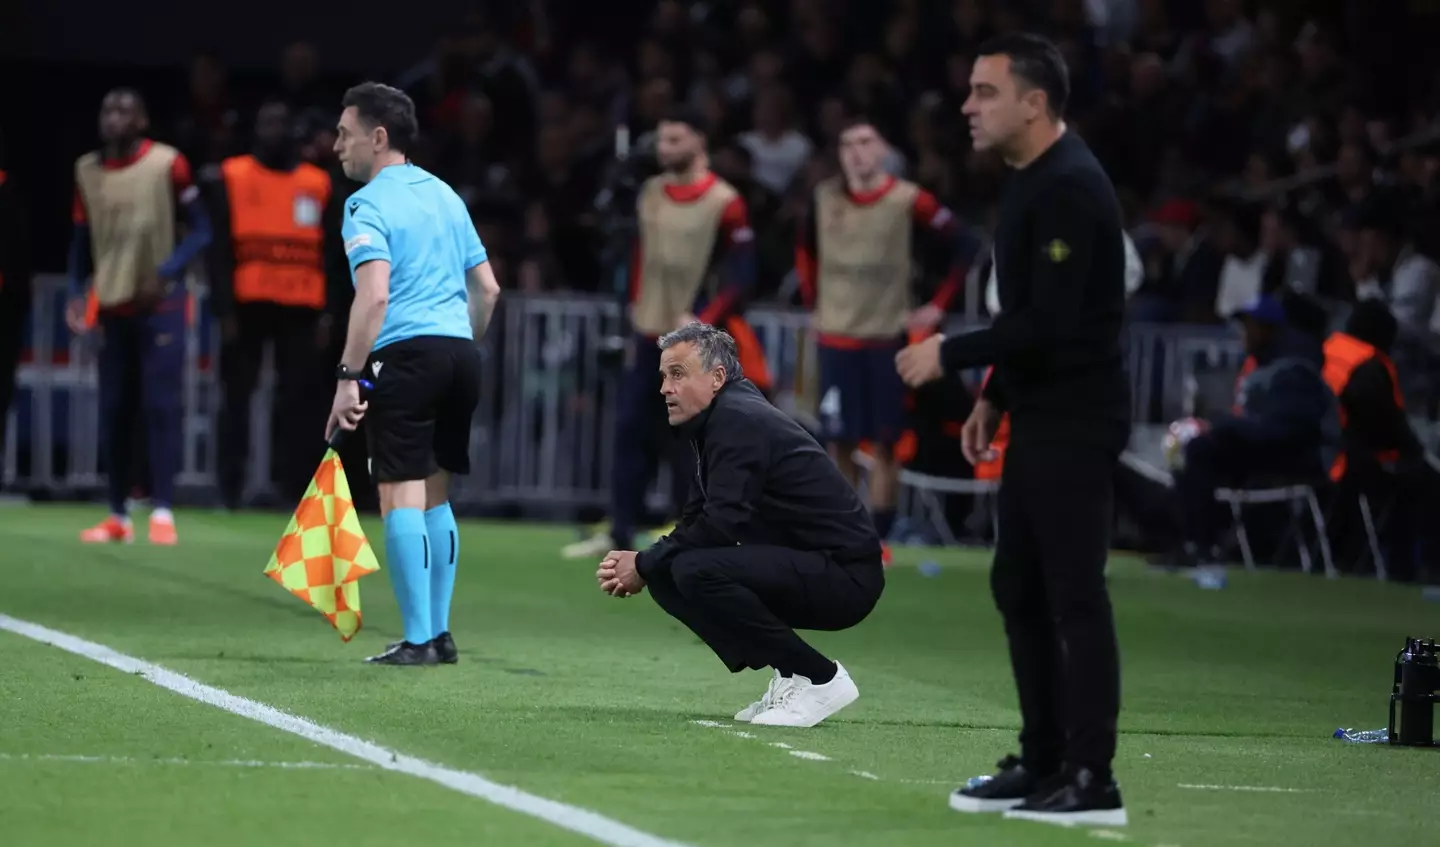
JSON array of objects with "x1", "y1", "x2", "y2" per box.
[
  {"x1": 939, "y1": 131, "x2": 1131, "y2": 454},
  {"x1": 635, "y1": 378, "x2": 883, "y2": 580}
]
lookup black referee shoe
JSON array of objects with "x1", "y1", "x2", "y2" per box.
[
  {"x1": 949, "y1": 755, "x2": 1057, "y2": 813},
  {"x1": 365, "y1": 640, "x2": 439, "y2": 665},
  {"x1": 432, "y1": 631, "x2": 458, "y2": 664},
  {"x1": 378, "y1": 633, "x2": 458, "y2": 664}
]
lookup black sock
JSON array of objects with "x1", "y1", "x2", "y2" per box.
[
  {"x1": 872, "y1": 509, "x2": 896, "y2": 539},
  {"x1": 798, "y1": 659, "x2": 836, "y2": 685}
]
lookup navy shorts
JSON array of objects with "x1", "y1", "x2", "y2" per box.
[{"x1": 816, "y1": 340, "x2": 907, "y2": 446}]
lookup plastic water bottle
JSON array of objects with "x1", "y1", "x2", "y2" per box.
[
  {"x1": 918, "y1": 560, "x2": 942, "y2": 578},
  {"x1": 1333, "y1": 727, "x2": 1389, "y2": 743},
  {"x1": 1193, "y1": 566, "x2": 1227, "y2": 590}
]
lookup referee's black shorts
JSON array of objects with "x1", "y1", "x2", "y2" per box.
[{"x1": 363, "y1": 335, "x2": 482, "y2": 483}]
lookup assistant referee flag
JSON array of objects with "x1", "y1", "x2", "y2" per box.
[{"x1": 264, "y1": 446, "x2": 381, "y2": 641}]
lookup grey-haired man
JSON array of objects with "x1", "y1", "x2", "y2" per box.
[{"x1": 597, "y1": 322, "x2": 886, "y2": 728}]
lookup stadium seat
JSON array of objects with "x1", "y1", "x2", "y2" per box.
[
  {"x1": 1213, "y1": 478, "x2": 1336, "y2": 578},
  {"x1": 851, "y1": 449, "x2": 999, "y2": 546}
]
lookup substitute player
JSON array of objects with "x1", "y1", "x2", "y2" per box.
[
  {"x1": 328, "y1": 82, "x2": 501, "y2": 666},
  {"x1": 897, "y1": 34, "x2": 1130, "y2": 826},
  {"x1": 569, "y1": 107, "x2": 756, "y2": 559},
  {"x1": 68, "y1": 88, "x2": 212, "y2": 545},
  {"x1": 796, "y1": 113, "x2": 975, "y2": 541}
]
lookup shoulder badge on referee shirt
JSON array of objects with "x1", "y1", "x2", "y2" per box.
[{"x1": 1045, "y1": 239, "x2": 1070, "y2": 263}]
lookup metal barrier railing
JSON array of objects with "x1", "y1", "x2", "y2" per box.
[{"x1": 11, "y1": 274, "x2": 1432, "y2": 512}]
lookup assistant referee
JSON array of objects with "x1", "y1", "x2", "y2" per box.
[
  {"x1": 896, "y1": 34, "x2": 1129, "y2": 827},
  {"x1": 328, "y1": 82, "x2": 502, "y2": 667}
]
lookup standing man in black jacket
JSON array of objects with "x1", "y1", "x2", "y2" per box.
[
  {"x1": 597, "y1": 321, "x2": 885, "y2": 729},
  {"x1": 896, "y1": 33, "x2": 1129, "y2": 827}
]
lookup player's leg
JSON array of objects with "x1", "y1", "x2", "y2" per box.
[
  {"x1": 271, "y1": 307, "x2": 325, "y2": 505},
  {"x1": 1006, "y1": 443, "x2": 1126, "y2": 826},
  {"x1": 0, "y1": 287, "x2": 26, "y2": 485},
  {"x1": 607, "y1": 338, "x2": 663, "y2": 550},
  {"x1": 423, "y1": 339, "x2": 483, "y2": 662},
  {"x1": 865, "y1": 341, "x2": 910, "y2": 540},
  {"x1": 364, "y1": 340, "x2": 442, "y2": 666},
  {"x1": 951, "y1": 443, "x2": 1062, "y2": 813},
  {"x1": 817, "y1": 344, "x2": 862, "y2": 487},
  {"x1": 82, "y1": 313, "x2": 140, "y2": 542},
  {"x1": 138, "y1": 294, "x2": 187, "y2": 544},
  {"x1": 217, "y1": 305, "x2": 265, "y2": 509}
]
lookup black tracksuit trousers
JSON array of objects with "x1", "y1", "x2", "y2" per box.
[
  {"x1": 646, "y1": 545, "x2": 884, "y2": 678},
  {"x1": 991, "y1": 441, "x2": 1122, "y2": 779}
]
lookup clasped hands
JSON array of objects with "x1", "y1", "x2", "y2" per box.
[{"x1": 597, "y1": 550, "x2": 646, "y2": 598}]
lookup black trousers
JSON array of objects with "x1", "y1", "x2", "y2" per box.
[
  {"x1": 218, "y1": 303, "x2": 326, "y2": 508},
  {"x1": 647, "y1": 545, "x2": 885, "y2": 676},
  {"x1": 991, "y1": 442, "x2": 1122, "y2": 777},
  {"x1": 0, "y1": 290, "x2": 25, "y2": 484}
]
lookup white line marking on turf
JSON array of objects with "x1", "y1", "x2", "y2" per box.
[
  {"x1": 1088, "y1": 830, "x2": 1130, "y2": 842},
  {"x1": 0, "y1": 752, "x2": 373, "y2": 771},
  {"x1": 0, "y1": 614, "x2": 692, "y2": 847},
  {"x1": 850, "y1": 770, "x2": 880, "y2": 780},
  {"x1": 689, "y1": 719, "x2": 838, "y2": 767},
  {"x1": 1178, "y1": 783, "x2": 1313, "y2": 794}
]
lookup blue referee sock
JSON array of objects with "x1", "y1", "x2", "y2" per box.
[
  {"x1": 425, "y1": 503, "x2": 459, "y2": 638},
  {"x1": 383, "y1": 508, "x2": 432, "y2": 646}
]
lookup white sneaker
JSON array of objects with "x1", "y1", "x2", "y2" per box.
[
  {"x1": 734, "y1": 669, "x2": 793, "y2": 722},
  {"x1": 560, "y1": 531, "x2": 614, "y2": 560},
  {"x1": 750, "y1": 662, "x2": 858, "y2": 728}
]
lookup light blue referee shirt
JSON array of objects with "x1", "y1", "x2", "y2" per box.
[{"x1": 341, "y1": 162, "x2": 487, "y2": 351}]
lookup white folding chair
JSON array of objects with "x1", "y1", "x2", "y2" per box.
[
  {"x1": 852, "y1": 449, "x2": 1000, "y2": 545},
  {"x1": 1213, "y1": 482, "x2": 1337, "y2": 578}
]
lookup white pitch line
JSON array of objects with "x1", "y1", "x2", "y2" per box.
[
  {"x1": 788, "y1": 750, "x2": 830, "y2": 761},
  {"x1": 0, "y1": 752, "x2": 373, "y2": 771},
  {"x1": 1178, "y1": 783, "x2": 1313, "y2": 794},
  {"x1": 0, "y1": 613, "x2": 692, "y2": 847}
]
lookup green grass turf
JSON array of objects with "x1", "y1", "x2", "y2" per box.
[{"x1": 0, "y1": 503, "x2": 1436, "y2": 847}]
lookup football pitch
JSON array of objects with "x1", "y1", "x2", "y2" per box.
[{"x1": 1, "y1": 504, "x2": 1435, "y2": 847}]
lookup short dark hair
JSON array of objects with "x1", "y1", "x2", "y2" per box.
[
  {"x1": 977, "y1": 33, "x2": 1070, "y2": 118},
  {"x1": 839, "y1": 109, "x2": 884, "y2": 136},
  {"x1": 1345, "y1": 298, "x2": 1399, "y2": 353},
  {"x1": 659, "y1": 105, "x2": 708, "y2": 137},
  {"x1": 341, "y1": 82, "x2": 419, "y2": 155},
  {"x1": 104, "y1": 87, "x2": 148, "y2": 116}
]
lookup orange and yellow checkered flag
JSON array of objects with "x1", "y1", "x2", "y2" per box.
[{"x1": 263, "y1": 448, "x2": 380, "y2": 641}]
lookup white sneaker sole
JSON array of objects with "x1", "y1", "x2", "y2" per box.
[
  {"x1": 751, "y1": 684, "x2": 858, "y2": 728},
  {"x1": 1003, "y1": 807, "x2": 1129, "y2": 827},
  {"x1": 948, "y1": 793, "x2": 1025, "y2": 813}
]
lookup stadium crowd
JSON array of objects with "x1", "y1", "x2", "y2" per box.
[
  {"x1": 154, "y1": 2, "x2": 1440, "y2": 328},
  {"x1": 2, "y1": 0, "x2": 1439, "y2": 581}
]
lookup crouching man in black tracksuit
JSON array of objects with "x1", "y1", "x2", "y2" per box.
[{"x1": 597, "y1": 321, "x2": 886, "y2": 728}]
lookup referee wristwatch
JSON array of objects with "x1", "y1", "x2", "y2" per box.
[{"x1": 335, "y1": 364, "x2": 366, "y2": 381}]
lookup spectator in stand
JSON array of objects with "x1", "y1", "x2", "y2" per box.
[{"x1": 1352, "y1": 201, "x2": 1440, "y2": 338}]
